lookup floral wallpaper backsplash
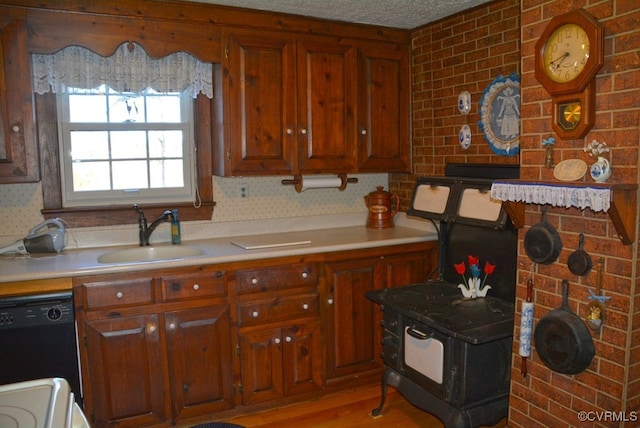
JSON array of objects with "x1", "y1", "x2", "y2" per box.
[
  {"x1": 0, "y1": 173, "x2": 388, "y2": 248},
  {"x1": 0, "y1": 183, "x2": 45, "y2": 238}
]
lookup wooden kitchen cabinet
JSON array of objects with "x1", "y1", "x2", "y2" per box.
[
  {"x1": 74, "y1": 269, "x2": 233, "y2": 427},
  {"x1": 323, "y1": 250, "x2": 437, "y2": 381},
  {"x1": 0, "y1": 11, "x2": 38, "y2": 183},
  {"x1": 218, "y1": 30, "x2": 296, "y2": 175},
  {"x1": 72, "y1": 242, "x2": 437, "y2": 426},
  {"x1": 295, "y1": 38, "x2": 357, "y2": 173},
  {"x1": 165, "y1": 304, "x2": 233, "y2": 420},
  {"x1": 235, "y1": 263, "x2": 323, "y2": 405},
  {"x1": 238, "y1": 320, "x2": 322, "y2": 404},
  {"x1": 216, "y1": 29, "x2": 358, "y2": 176},
  {"x1": 356, "y1": 42, "x2": 411, "y2": 172},
  {"x1": 82, "y1": 313, "x2": 168, "y2": 427}
]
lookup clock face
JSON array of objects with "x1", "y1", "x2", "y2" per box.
[{"x1": 543, "y1": 23, "x2": 590, "y2": 83}]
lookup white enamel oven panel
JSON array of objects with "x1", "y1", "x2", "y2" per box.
[
  {"x1": 404, "y1": 326, "x2": 444, "y2": 384},
  {"x1": 396, "y1": 318, "x2": 454, "y2": 402}
]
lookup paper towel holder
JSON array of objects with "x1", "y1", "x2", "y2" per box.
[{"x1": 281, "y1": 174, "x2": 358, "y2": 192}]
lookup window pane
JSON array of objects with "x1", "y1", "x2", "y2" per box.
[
  {"x1": 111, "y1": 131, "x2": 148, "y2": 159},
  {"x1": 150, "y1": 159, "x2": 184, "y2": 188},
  {"x1": 69, "y1": 94, "x2": 108, "y2": 122},
  {"x1": 112, "y1": 160, "x2": 148, "y2": 189},
  {"x1": 149, "y1": 131, "x2": 183, "y2": 158},
  {"x1": 60, "y1": 86, "x2": 194, "y2": 206},
  {"x1": 109, "y1": 94, "x2": 146, "y2": 123},
  {"x1": 70, "y1": 131, "x2": 109, "y2": 160},
  {"x1": 146, "y1": 93, "x2": 181, "y2": 122},
  {"x1": 72, "y1": 161, "x2": 111, "y2": 191}
]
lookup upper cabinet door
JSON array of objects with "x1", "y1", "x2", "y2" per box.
[
  {"x1": 356, "y1": 44, "x2": 411, "y2": 172},
  {"x1": 0, "y1": 15, "x2": 38, "y2": 183},
  {"x1": 296, "y1": 39, "x2": 357, "y2": 173},
  {"x1": 222, "y1": 30, "x2": 296, "y2": 175}
]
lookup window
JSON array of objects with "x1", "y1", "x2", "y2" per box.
[
  {"x1": 57, "y1": 85, "x2": 196, "y2": 207},
  {"x1": 34, "y1": 41, "x2": 216, "y2": 227}
]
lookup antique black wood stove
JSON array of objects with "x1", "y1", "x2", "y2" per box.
[{"x1": 366, "y1": 164, "x2": 519, "y2": 428}]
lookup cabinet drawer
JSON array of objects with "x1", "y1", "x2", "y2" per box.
[
  {"x1": 161, "y1": 271, "x2": 227, "y2": 302},
  {"x1": 81, "y1": 278, "x2": 154, "y2": 310},
  {"x1": 236, "y1": 264, "x2": 317, "y2": 294},
  {"x1": 238, "y1": 292, "x2": 318, "y2": 327}
]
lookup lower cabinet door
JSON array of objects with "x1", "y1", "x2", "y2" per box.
[
  {"x1": 238, "y1": 326, "x2": 284, "y2": 405},
  {"x1": 238, "y1": 320, "x2": 322, "y2": 405},
  {"x1": 83, "y1": 314, "x2": 169, "y2": 428},
  {"x1": 281, "y1": 320, "x2": 323, "y2": 396},
  {"x1": 165, "y1": 305, "x2": 234, "y2": 422},
  {"x1": 324, "y1": 258, "x2": 379, "y2": 379}
]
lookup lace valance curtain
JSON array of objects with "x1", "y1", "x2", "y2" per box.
[{"x1": 31, "y1": 42, "x2": 213, "y2": 98}]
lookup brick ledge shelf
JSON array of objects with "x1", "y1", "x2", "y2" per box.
[{"x1": 490, "y1": 180, "x2": 637, "y2": 245}]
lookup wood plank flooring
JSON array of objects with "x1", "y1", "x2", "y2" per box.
[{"x1": 219, "y1": 384, "x2": 507, "y2": 428}]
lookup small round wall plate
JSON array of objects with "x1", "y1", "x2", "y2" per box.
[
  {"x1": 553, "y1": 159, "x2": 587, "y2": 181},
  {"x1": 459, "y1": 125, "x2": 471, "y2": 149},
  {"x1": 458, "y1": 91, "x2": 471, "y2": 114}
]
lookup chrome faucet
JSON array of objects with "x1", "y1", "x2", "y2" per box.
[{"x1": 133, "y1": 204, "x2": 174, "y2": 246}]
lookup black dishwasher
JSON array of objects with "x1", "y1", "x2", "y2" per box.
[{"x1": 0, "y1": 291, "x2": 82, "y2": 404}]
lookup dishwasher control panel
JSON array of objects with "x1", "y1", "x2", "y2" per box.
[{"x1": 0, "y1": 292, "x2": 74, "y2": 328}]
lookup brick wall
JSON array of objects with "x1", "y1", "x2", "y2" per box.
[
  {"x1": 390, "y1": 0, "x2": 520, "y2": 209},
  {"x1": 397, "y1": 0, "x2": 640, "y2": 426},
  {"x1": 513, "y1": 1, "x2": 640, "y2": 427}
]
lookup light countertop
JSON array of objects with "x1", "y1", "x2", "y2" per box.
[{"x1": 0, "y1": 216, "x2": 438, "y2": 284}]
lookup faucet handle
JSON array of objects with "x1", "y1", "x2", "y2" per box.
[{"x1": 133, "y1": 204, "x2": 146, "y2": 219}]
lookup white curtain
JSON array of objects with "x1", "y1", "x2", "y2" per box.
[{"x1": 31, "y1": 42, "x2": 213, "y2": 98}]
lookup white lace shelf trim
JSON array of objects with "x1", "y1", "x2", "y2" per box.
[{"x1": 490, "y1": 182, "x2": 611, "y2": 212}]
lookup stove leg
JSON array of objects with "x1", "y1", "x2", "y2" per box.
[{"x1": 371, "y1": 368, "x2": 391, "y2": 416}]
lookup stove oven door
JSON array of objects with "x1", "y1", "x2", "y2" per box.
[{"x1": 400, "y1": 317, "x2": 454, "y2": 402}]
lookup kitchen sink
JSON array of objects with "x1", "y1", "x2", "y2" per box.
[{"x1": 98, "y1": 245, "x2": 204, "y2": 263}]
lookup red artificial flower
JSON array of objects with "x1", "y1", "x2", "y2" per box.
[
  {"x1": 484, "y1": 261, "x2": 496, "y2": 275},
  {"x1": 454, "y1": 262, "x2": 466, "y2": 275},
  {"x1": 468, "y1": 255, "x2": 479, "y2": 267}
]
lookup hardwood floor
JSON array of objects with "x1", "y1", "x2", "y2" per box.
[{"x1": 218, "y1": 384, "x2": 507, "y2": 428}]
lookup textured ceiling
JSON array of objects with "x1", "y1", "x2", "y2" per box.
[{"x1": 186, "y1": 0, "x2": 493, "y2": 29}]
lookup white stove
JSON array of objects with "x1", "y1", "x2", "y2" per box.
[{"x1": 0, "y1": 378, "x2": 89, "y2": 428}]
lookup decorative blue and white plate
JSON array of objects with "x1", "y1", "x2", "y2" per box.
[
  {"x1": 478, "y1": 73, "x2": 520, "y2": 156},
  {"x1": 459, "y1": 124, "x2": 471, "y2": 150}
]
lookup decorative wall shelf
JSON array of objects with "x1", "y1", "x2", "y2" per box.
[{"x1": 491, "y1": 180, "x2": 638, "y2": 245}]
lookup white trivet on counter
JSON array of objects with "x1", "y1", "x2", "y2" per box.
[{"x1": 231, "y1": 236, "x2": 311, "y2": 250}]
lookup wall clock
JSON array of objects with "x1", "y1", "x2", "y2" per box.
[{"x1": 534, "y1": 9, "x2": 604, "y2": 139}]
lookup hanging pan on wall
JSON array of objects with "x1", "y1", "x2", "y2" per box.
[
  {"x1": 524, "y1": 207, "x2": 562, "y2": 265},
  {"x1": 568, "y1": 233, "x2": 592, "y2": 276},
  {"x1": 534, "y1": 280, "x2": 595, "y2": 374}
]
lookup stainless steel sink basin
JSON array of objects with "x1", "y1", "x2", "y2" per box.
[{"x1": 98, "y1": 245, "x2": 204, "y2": 263}]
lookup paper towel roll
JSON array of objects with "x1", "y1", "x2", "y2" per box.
[
  {"x1": 519, "y1": 301, "x2": 534, "y2": 357},
  {"x1": 300, "y1": 177, "x2": 343, "y2": 191}
]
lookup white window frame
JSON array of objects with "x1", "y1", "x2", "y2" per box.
[{"x1": 56, "y1": 86, "x2": 196, "y2": 207}]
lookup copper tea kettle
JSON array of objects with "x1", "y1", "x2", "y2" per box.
[{"x1": 365, "y1": 186, "x2": 400, "y2": 229}]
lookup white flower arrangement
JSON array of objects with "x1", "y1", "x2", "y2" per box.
[{"x1": 584, "y1": 140, "x2": 610, "y2": 158}]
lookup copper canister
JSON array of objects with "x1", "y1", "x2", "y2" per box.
[{"x1": 364, "y1": 186, "x2": 400, "y2": 229}]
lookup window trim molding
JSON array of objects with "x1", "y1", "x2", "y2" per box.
[{"x1": 37, "y1": 92, "x2": 215, "y2": 227}]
